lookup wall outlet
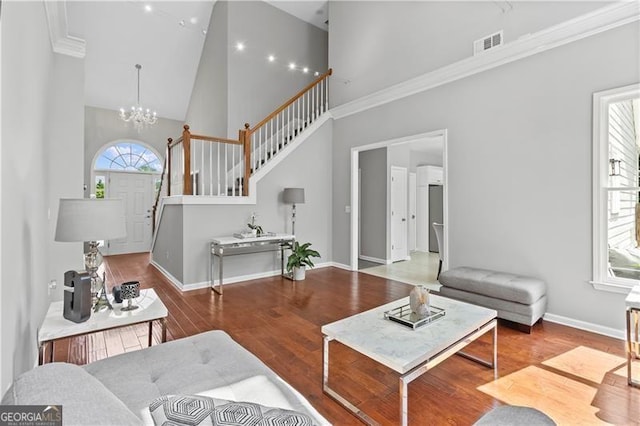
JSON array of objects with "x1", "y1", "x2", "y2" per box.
[
  {"x1": 345, "y1": 205, "x2": 351, "y2": 213},
  {"x1": 47, "y1": 279, "x2": 57, "y2": 295}
]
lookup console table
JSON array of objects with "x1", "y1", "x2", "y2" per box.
[
  {"x1": 210, "y1": 234, "x2": 295, "y2": 295},
  {"x1": 38, "y1": 288, "x2": 167, "y2": 365},
  {"x1": 626, "y1": 284, "x2": 640, "y2": 387}
]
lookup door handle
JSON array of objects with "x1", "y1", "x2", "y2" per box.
[
  {"x1": 411, "y1": 215, "x2": 415, "y2": 219},
  {"x1": 145, "y1": 215, "x2": 151, "y2": 218},
  {"x1": 402, "y1": 218, "x2": 406, "y2": 222}
]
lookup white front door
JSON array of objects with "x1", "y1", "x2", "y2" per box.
[
  {"x1": 390, "y1": 166, "x2": 408, "y2": 262},
  {"x1": 409, "y1": 172, "x2": 417, "y2": 252},
  {"x1": 106, "y1": 172, "x2": 156, "y2": 255}
]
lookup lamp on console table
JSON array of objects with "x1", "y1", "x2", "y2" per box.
[
  {"x1": 283, "y1": 188, "x2": 305, "y2": 236},
  {"x1": 55, "y1": 198, "x2": 126, "y2": 311}
]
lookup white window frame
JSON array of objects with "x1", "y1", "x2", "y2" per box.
[{"x1": 592, "y1": 83, "x2": 640, "y2": 294}]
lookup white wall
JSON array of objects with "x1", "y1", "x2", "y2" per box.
[
  {"x1": 184, "y1": 0, "x2": 228, "y2": 138},
  {"x1": 328, "y1": 1, "x2": 609, "y2": 105},
  {"x1": 84, "y1": 106, "x2": 183, "y2": 196},
  {"x1": 1, "y1": 2, "x2": 84, "y2": 391},
  {"x1": 226, "y1": 1, "x2": 328, "y2": 137},
  {"x1": 329, "y1": 5, "x2": 639, "y2": 331},
  {"x1": 185, "y1": 1, "x2": 328, "y2": 140}
]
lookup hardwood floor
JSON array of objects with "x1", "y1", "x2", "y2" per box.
[{"x1": 53, "y1": 253, "x2": 640, "y2": 425}]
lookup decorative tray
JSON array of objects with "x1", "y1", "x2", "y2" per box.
[
  {"x1": 232, "y1": 231, "x2": 277, "y2": 239},
  {"x1": 384, "y1": 304, "x2": 446, "y2": 330}
]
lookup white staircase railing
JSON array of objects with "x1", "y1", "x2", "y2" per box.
[{"x1": 163, "y1": 69, "x2": 332, "y2": 198}]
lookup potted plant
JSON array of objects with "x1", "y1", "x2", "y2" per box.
[{"x1": 285, "y1": 241, "x2": 320, "y2": 280}]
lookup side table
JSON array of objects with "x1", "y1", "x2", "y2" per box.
[
  {"x1": 626, "y1": 284, "x2": 640, "y2": 388},
  {"x1": 38, "y1": 288, "x2": 168, "y2": 365}
]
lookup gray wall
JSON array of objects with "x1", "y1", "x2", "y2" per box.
[
  {"x1": 359, "y1": 148, "x2": 387, "y2": 261},
  {"x1": 185, "y1": 1, "x2": 328, "y2": 139},
  {"x1": 328, "y1": 1, "x2": 608, "y2": 105},
  {"x1": 153, "y1": 205, "x2": 184, "y2": 283},
  {"x1": 226, "y1": 1, "x2": 328, "y2": 136},
  {"x1": 330, "y1": 11, "x2": 639, "y2": 331},
  {"x1": 1, "y1": 2, "x2": 84, "y2": 391},
  {"x1": 84, "y1": 106, "x2": 183, "y2": 196},
  {"x1": 184, "y1": 1, "x2": 228, "y2": 138},
  {"x1": 154, "y1": 120, "x2": 333, "y2": 286}
]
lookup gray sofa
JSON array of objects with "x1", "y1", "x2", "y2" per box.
[
  {"x1": 1, "y1": 330, "x2": 329, "y2": 425},
  {"x1": 438, "y1": 267, "x2": 547, "y2": 332}
]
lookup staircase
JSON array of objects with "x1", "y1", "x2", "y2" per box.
[{"x1": 152, "y1": 69, "x2": 332, "y2": 231}]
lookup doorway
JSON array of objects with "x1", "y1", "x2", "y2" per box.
[
  {"x1": 92, "y1": 140, "x2": 163, "y2": 255},
  {"x1": 390, "y1": 166, "x2": 408, "y2": 262},
  {"x1": 105, "y1": 171, "x2": 156, "y2": 255},
  {"x1": 350, "y1": 130, "x2": 448, "y2": 274}
]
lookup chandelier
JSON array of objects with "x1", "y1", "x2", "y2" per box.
[{"x1": 119, "y1": 64, "x2": 158, "y2": 130}]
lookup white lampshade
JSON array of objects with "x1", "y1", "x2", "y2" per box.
[
  {"x1": 55, "y1": 198, "x2": 127, "y2": 242},
  {"x1": 283, "y1": 188, "x2": 305, "y2": 204}
]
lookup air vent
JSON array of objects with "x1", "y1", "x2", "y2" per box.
[{"x1": 473, "y1": 30, "x2": 503, "y2": 55}]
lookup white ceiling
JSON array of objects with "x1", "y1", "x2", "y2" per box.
[
  {"x1": 65, "y1": 1, "x2": 327, "y2": 122},
  {"x1": 265, "y1": 1, "x2": 328, "y2": 31}
]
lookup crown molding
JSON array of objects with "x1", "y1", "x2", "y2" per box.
[
  {"x1": 44, "y1": 0, "x2": 86, "y2": 58},
  {"x1": 331, "y1": 1, "x2": 640, "y2": 120}
]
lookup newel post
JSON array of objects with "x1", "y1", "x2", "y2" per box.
[
  {"x1": 182, "y1": 125, "x2": 192, "y2": 195},
  {"x1": 166, "y1": 138, "x2": 173, "y2": 196},
  {"x1": 241, "y1": 123, "x2": 251, "y2": 196}
]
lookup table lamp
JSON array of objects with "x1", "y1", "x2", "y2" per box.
[
  {"x1": 283, "y1": 188, "x2": 305, "y2": 236},
  {"x1": 55, "y1": 199, "x2": 126, "y2": 311}
]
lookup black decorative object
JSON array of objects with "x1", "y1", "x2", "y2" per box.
[
  {"x1": 63, "y1": 270, "x2": 92, "y2": 323},
  {"x1": 120, "y1": 281, "x2": 140, "y2": 311}
]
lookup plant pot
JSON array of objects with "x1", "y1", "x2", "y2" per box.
[{"x1": 293, "y1": 266, "x2": 306, "y2": 281}]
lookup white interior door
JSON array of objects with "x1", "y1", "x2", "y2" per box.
[
  {"x1": 390, "y1": 166, "x2": 408, "y2": 262},
  {"x1": 409, "y1": 173, "x2": 417, "y2": 252},
  {"x1": 106, "y1": 172, "x2": 156, "y2": 255}
]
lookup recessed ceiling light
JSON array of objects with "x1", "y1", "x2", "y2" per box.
[
  {"x1": 190, "y1": 17, "x2": 198, "y2": 25},
  {"x1": 314, "y1": 71, "x2": 319, "y2": 77},
  {"x1": 267, "y1": 55, "x2": 275, "y2": 62},
  {"x1": 179, "y1": 19, "x2": 185, "y2": 27},
  {"x1": 202, "y1": 29, "x2": 207, "y2": 35},
  {"x1": 236, "y1": 42, "x2": 245, "y2": 51},
  {"x1": 289, "y1": 62, "x2": 296, "y2": 70},
  {"x1": 303, "y1": 67, "x2": 309, "y2": 74},
  {"x1": 144, "y1": 4, "x2": 152, "y2": 12}
]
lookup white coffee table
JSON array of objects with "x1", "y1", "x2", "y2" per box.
[
  {"x1": 38, "y1": 288, "x2": 168, "y2": 365},
  {"x1": 321, "y1": 294, "x2": 497, "y2": 426}
]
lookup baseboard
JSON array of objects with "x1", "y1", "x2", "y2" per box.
[
  {"x1": 150, "y1": 260, "x2": 186, "y2": 291},
  {"x1": 358, "y1": 255, "x2": 386, "y2": 265},
  {"x1": 543, "y1": 312, "x2": 624, "y2": 341},
  {"x1": 327, "y1": 262, "x2": 353, "y2": 271}
]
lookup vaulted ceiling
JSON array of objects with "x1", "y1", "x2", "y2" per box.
[{"x1": 65, "y1": 1, "x2": 327, "y2": 122}]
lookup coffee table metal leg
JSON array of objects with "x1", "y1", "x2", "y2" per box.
[
  {"x1": 161, "y1": 318, "x2": 167, "y2": 343},
  {"x1": 322, "y1": 335, "x2": 379, "y2": 425},
  {"x1": 456, "y1": 320, "x2": 498, "y2": 374},
  {"x1": 148, "y1": 321, "x2": 153, "y2": 347},
  {"x1": 399, "y1": 376, "x2": 409, "y2": 426},
  {"x1": 49, "y1": 341, "x2": 54, "y2": 363}
]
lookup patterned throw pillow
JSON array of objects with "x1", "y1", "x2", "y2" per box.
[{"x1": 149, "y1": 395, "x2": 315, "y2": 426}]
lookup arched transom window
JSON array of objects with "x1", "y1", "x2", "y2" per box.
[{"x1": 96, "y1": 141, "x2": 162, "y2": 172}]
